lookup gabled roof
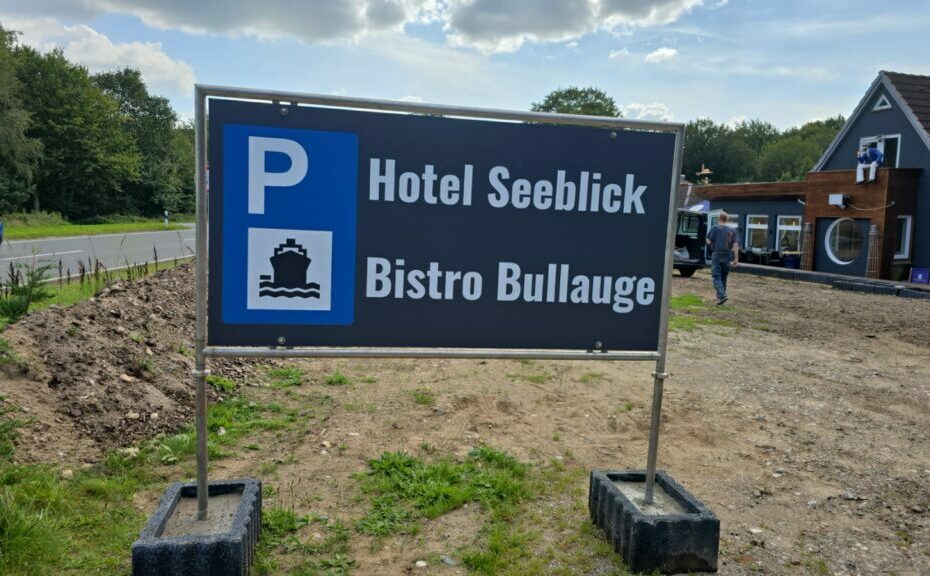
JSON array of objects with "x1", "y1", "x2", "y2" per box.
[
  {"x1": 885, "y1": 72, "x2": 930, "y2": 138},
  {"x1": 813, "y1": 71, "x2": 930, "y2": 171}
]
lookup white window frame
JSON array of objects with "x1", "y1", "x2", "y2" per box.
[
  {"x1": 895, "y1": 215, "x2": 913, "y2": 260},
  {"x1": 873, "y1": 94, "x2": 892, "y2": 111},
  {"x1": 745, "y1": 214, "x2": 769, "y2": 251},
  {"x1": 859, "y1": 133, "x2": 901, "y2": 169},
  {"x1": 776, "y1": 215, "x2": 802, "y2": 252}
]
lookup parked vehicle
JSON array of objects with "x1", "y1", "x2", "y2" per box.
[{"x1": 673, "y1": 209, "x2": 707, "y2": 277}]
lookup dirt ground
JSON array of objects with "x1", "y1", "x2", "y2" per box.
[{"x1": 3, "y1": 264, "x2": 929, "y2": 575}]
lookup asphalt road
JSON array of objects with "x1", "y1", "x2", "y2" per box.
[{"x1": 0, "y1": 225, "x2": 196, "y2": 278}]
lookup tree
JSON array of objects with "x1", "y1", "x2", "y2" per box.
[
  {"x1": 167, "y1": 121, "x2": 195, "y2": 214},
  {"x1": 732, "y1": 119, "x2": 779, "y2": 155},
  {"x1": 531, "y1": 87, "x2": 621, "y2": 117},
  {"x1": 755, "y1": 116, "x2": 845, "y2": 181},
  {"x1": 14, "y1": 47, "x2": 140, "y2": 219},
  {"x1": 94, "y1": 68, "x2": 191, "y2": 215},
  {"x1": 682, "y1": 118, "x2": 755, "y2": 183},
  {"x1": 0, "y1": 26, "x2": 41, "y2": 213}
]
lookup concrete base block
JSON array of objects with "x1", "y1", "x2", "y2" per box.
[
  {"x1": 589, "y1": 470, "x2": 718, "y2": 574},
  {"x1": 132, "y1": 478, "x2": 262, "y2": 576}
]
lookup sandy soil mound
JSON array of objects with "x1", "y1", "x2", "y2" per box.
[{"x1": 2, "y1": 263, "x2": 258, "y2": 462}]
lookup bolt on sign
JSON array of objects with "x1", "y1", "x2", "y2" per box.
[{"x1": 207, "y1": 97, "x2": 679, "y2": 353}]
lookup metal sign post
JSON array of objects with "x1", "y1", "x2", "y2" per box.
[{"x1": 192, "y1": 84, "x2": 685, "y2": 518}]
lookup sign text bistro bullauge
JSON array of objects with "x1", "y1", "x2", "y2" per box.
[{"x1": 207, "y1": 98, "x2": 678, "y2": 352}]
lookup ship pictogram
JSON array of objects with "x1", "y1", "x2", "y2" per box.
[{"x1": 258, "y1": 238, "x2": 320, "y2": 298}]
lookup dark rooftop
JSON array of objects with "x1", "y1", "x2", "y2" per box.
[{"x1": 884, "y1": 71, "x2": 930, "y2": 142}]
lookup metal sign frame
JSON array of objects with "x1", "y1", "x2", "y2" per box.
[{"x1": 192, "y1": 84, "x2": 685, "y2": 518}]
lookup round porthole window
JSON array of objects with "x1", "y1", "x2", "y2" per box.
[{"x1": 825, "y1": 218, "x2": 863, "y2": 265}]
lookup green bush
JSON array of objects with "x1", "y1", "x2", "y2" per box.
[{"x1": 0, "y1": 260, "x2": 53, "y2": 323}]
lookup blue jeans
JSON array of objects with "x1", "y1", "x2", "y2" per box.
[{"x1": 711, "y1": 251, "x2": 731, "y2": 300}]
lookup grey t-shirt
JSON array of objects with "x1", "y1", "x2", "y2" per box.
[{"x1": 706, "y1": 224, "x2": 737, "y2": 253}]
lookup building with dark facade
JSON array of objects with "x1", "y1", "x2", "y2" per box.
[{"x1": 695, "y1": 71, "x2": 930, "y2": 281}]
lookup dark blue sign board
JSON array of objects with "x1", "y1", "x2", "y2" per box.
[
  {"x1": 208, "y1": 98, "x2": 678, "y2": 352},
  {"x1": 911, "y1": 267, "x2": 929, "y2": 284}
]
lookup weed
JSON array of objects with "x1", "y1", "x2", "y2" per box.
[
  {"x1": 268, "y1": 366, "x2": 305, "y2": 388},
  {"x1": 172, "y1": 341, "x2": 193, "y2": 357},
  {"x1": 324, "y1": 372, "x2": 350, "y2": 386},
  {"x1": 355, "y1": 495, "x2": 416, "y2": 536},
  {"x1": 506, "y1": 372, "x2": 551, "y2": 384},
  {"x1": 411, "y1": 388, "x2": 435, "y2": 406},
  {"x1": 579, "y1": 371, "x2": 607, "y2": 384},
  {"x1": 134, "y1": 356, "x2": 156, "y2": 375},
  {"x1": 0, "y1": 398, "x2": 27, "y2": 461},
  {"x1": 804, "y1": 556, "x2": 832, "y2": 575},
  {"x1": 129, "y1": 333, "x2": 144, "y2": 344},
  {"x1": 343, "y1": 401, "x2": 376, "y2": 413},
  {"x1": 206, "y1": 375, "x2": 237, "y2": 393},
  {"x1": 264, "y1": 507, "x2": 309, "y2": 543},
  {"x1": 0, "y1": 339, "x2": 17, "y2": 367},
  {"x1": 0, "y1": 260, "x2": 53, "y2": 322},
  {"x1": 356, "y1": 446, "x2": 530, "y2": 536},
  {"x1": 461, "y1": 462, "x2": 630, "y2": 576},
  {"x1": 257, "y1": 509, "x2": 356, "y2": 575},
  {"x1": 157, "y1": 398, "x2": 295, "y2": 465}
]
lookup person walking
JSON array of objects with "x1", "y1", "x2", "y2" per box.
[
  {"x1": 0, "y1": 217, "x2": 5, "y2": 248},
  {"x1": 705, "y1": 212, "x2": 739, "y2": 305}
]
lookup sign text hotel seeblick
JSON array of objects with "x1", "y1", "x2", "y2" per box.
[{"x1": 364, "y1": 158, "x2": 655, "y2": 314}]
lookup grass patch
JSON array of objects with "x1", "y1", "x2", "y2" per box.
[
  {"x1": 0, "y1": 398, "x2": 27, "y2": 462},
  {"x1": 461, "y1": 462, "x2": 630, "y2": 576},
  {"x1": 324, "y1": 372, "x2": 350, "y2": 386},
  {"x1": 670, "y1": 293, "x2": 708, "y2": 310},
  {"x1": 668, "y1": 292, "x2": 738, "y2": 332},
  {"x1": 506, "y1": 372, "x2": 551, "y2": 385},
  {"x1": 256, "y1": 508, "x2": 355, "y2": 575},
  {"x1": 411, "y1": 388, "x2": 435, "y2": 406},
  {"x1": 267, "y1": 366, "x2": 305, "y2": 388},
  {"x1": 159, "y1": 397, "x2": 296, "y2": 464},
  {"x1": 206, "y1": 375, "x2": 237, "y2": 394},
  {"x1": 2, "y1": 218, "x2": 188, "y2": 240},
  {"x1": 355, "y1": 446, "x2": 530, "y2": 538},
  {"x1": 578, "y1": 371, "x2": 607, "y2": 384},
  {"x1": 0, "y1": 398, "x2": 155, "y2": 574},
  {"x1": 171, "y1": 341, "x2": 193, "y2": 357},
  {"x1": 0, "y1": 339, "x2": 20, "y2": 367}
]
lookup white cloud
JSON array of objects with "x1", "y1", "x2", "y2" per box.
[
  {"x1": 4, "y1": 0, "x2": 712, "y2": 53},
  {"x1": 3, "y1": 16, "x2": 194, "y2": 96},
  {"x1": 644, "y1": 46, "x2": 677, "y2": 63},
  {"x1": 398, "y1": 95, "x2": 424, "y2": 102},
  {"x1": 624, "y1": 102, "x2": 672, "y2": 121},
  {"x1": 608, "y1": 47, "x2": 630, "y2": 59},
  {"x1": 725, "y1": 114, "x2": 747, "y2": 127}
]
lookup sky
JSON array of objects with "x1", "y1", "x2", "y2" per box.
[{"x1": 1, "y1": 0, "x2": 928, "y2": 129}]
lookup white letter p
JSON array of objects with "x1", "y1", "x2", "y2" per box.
[{"x1": 248, "y1": 136, "x2": 308, "y2": 214}]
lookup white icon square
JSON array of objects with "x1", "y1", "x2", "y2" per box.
[{"x1": 247, "y1": 228, "x2": 333, "y2": 311}]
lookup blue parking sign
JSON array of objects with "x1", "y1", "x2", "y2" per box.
[{"x1": 220, "y1": 124, "x2": 358, "y2": 325}]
